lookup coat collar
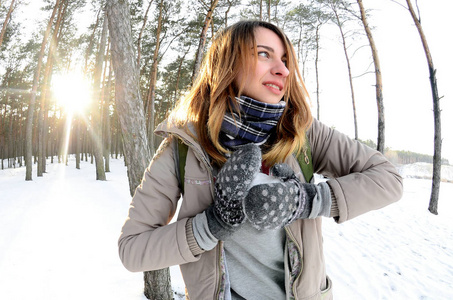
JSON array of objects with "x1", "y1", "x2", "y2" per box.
[{"x1": 155, "y1": 119, "x2": 212, "y2": 169}]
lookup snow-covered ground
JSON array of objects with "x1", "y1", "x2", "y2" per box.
[{"x1": 0, "y1": 157, "x2": 452, "y2": 299}]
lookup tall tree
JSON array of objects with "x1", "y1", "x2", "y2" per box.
[
  {"x1": 136, "y1": 0, "x2": 154, "y2": 67},
  {"x1": 328, "y1": 0, "x2": 359, "y2": 140},
  {"x1": 308, "y1": 1, "x2": 329, "y2": 120},
  {"x1": 37, "y1": 0, "x2": 67, "y2": 176},
  {"x1": 404, "y1": 0, "x2": 442, "y2": 214},
  {"x1": 25, "y1": 0, "x2": 61, "y2": 181},
  {"x1": 91, "y1": 6, "x2": 107, "y2": 181},
  {"x1": 287, "y1": 4, "x2": 312, "y2": 79},
  {"x1": 146, "y1": 0, "x2": 163, "y2": 157},
  {"x1": 106, "y1": 1, "x2": 172, "y2": 299},
  {"x1": 103, "y1": 49, "x2": 112, "y2": 173},
  {"x1": 356, "y1": 0, "x2": 385, "y2": 152},
  {"x1": 191, "y1": 0, "x2": 220, "y2": 84},
  {"x1": 266, "y1": 0, "x2": 270, "y2": 20},
  {"x1": 0, "y1": 0, "x2": 16, "y2": 49},
  {"x1": 79, "y1": 6, "x2": 102, "y2": 170}
]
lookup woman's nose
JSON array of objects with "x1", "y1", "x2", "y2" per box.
[{"x1": 272, "y1": 60, "x2": 289, "y2": 77}]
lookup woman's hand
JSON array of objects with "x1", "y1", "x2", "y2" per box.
[
  {"x1": 243, "y1": 163, "x2": 325, "y2": 230},
  {"x1": 206, "y1": 143, "x2": 261, "y2": 240}
]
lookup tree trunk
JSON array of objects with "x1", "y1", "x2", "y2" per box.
[
  {"x1": 137, "y1": 0, "x2": 154, "y2": 67},
  {"x1": 225, "y1": 0, "x2": 232, "y2": 27},
  {"x1": 76, "y1": 118, "x2": 81, "y2": 169},
  {"x1": 92, "y1": 7, "x2": 108, "y2": 181},
  {"x1": 25, "y1": 0, "x2": 61, "y2": 181},
  {"x1": 144, "y1": 269, "x2": 172, "y2": 300},
  {"x1": 84, "y1": 9, "x2": 102, "y2": 73},
  {"x1": 173, "y1": 48, "x2": 190, "y2": 102},
  {"x1": 314, "y1": 24, "x2": 321, "y2": 120},
  {"x1": 405, "y1": 0, "x2": 442, "y2": 214},
  {"x1": 106, "y1": 1, "x2": 172, "y2": 298},
  {"x1": 103, "y1": 55, "x2": 113, "y2": 173},
  {"x1": 357, "y1": 0, "x2": 385, "y2": 152},
  {"x1": 37, "y1": 0, "x2": 66, "y2": 176},
  {"x1": 332, "y1": 6, "x2": 358, "y2": 140},
  {"x1": 146, "y1": 0, "x2": 164, "y2": 157},
  {"x1": 191, "y1": 0, "x2": 220, "y2": 84},
  {"x1": 259, "y1": 0, "x2": 263, "y2": 20},
  {"x1": 267, "y1": 0, "x2": 271, "y2": 21},
  {"x1": 0, "y1": 0, "x2": 16, "y2": 49}
]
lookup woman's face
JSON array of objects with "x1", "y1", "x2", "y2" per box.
[{"x1": 235, "y1": 27, "x2": 289, "y2": 104}]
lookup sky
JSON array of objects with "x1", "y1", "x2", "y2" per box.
[
  {"x1": 14, "y1": 0, "x2": 453, "y2": 163},
  {"x1": 311, "y1": 0, "x2": 453, "y2": 162}
]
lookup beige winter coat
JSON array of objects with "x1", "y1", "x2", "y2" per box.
[{"x1": 118, "y1": 118, "x2": 403, "y2": 299}]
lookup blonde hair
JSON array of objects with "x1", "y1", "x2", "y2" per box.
[{"x1": 170, "y1": 20, "x2": 313, "y2": 166}]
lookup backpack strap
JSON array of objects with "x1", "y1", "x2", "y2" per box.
[
  {"x1": 176, "y1": 138, "x2": 188, "y2": 194},
  {"x1": 296, "y1": 138, "x2": 313, "y2": 183}
]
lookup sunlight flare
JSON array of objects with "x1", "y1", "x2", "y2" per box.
[{"x1": 51, "y1": 71, "x2": 92, "y2": 115}]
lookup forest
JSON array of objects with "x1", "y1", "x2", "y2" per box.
[
  {"x1": 0, "y1": 0, "x2": 445, "y2": 176},
  {"x1": 0, "y1": 0, "x2": 448, "y2": 298}
]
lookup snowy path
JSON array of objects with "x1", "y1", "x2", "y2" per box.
[
  {"x1": 0, "y1": 160, "x2": 146, "y2": 299},
  {"x1": 0, "y1": 158, "x2": 452, "y2": 299}
]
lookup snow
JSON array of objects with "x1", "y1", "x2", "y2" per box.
[{"x1": 1, "y1": 157, "x2": 452, "y2": 299}]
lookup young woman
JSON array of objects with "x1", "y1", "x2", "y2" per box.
[{"x1": 118, "y1": 20, "x2": 403, "y2": 299}]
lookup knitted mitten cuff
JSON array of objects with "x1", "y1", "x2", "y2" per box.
[
  {"x1": 306, "y1": 181, "x2": 331, "y2": 219},
  {"x1": 191, "y1": 211, "x2": 219, "y2": 251}
]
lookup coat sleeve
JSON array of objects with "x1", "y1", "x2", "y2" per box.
[
  {"x1": 118, "y1": 137, "x2": 200, "y2": 272},
  {"x1": 308, "y1": 119, "x2": 403, "y2": 223}
]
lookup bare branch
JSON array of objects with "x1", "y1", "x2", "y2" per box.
[
  {"x1": 350, "y1": 43, "x2": 369, "y2": 59},
  {"x1": 351, "y1": 71, "x2": 374, "y2": 79},
  {"x1": 198, "y1": 0, "x2": 210, "y2": 11},
  {"x1": 352, "y1": 59, "x2": 375, "y2": 79},
  {"x1": 388, "y1": 0, "x2": 408, "y2": 10},
  {"x1": 415, "y1": 0, "x2": 421, "y2": 23}
]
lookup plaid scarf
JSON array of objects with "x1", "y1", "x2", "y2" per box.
[{"x1": 219, "y1": 96, "x2": 286, "y2": 150}]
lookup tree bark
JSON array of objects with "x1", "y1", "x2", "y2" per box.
[
  {"x1": 37, "y1": 0, "x2": 66, "y2": 176},
  {"x1": 225, "y1": 0, "x2": 233, "y2": 27},
  {"x1": 146, "y1": 0, "x2": 164, "y2": 157},
  {"x1": 75, "y1": 118, "x2": 81, "y2": 169},
  {"x1": 25, "y1": 0, "x2": 61, "y2": 181},
  {"x1": 405, "y1": 0, "x2": 441, "y2": 215},
  {"x1": 144, "y1": 269, "x2": 172, "y2": 300},
  {"x1": 92, "y1": 7, "x2": 108, "y2": 181},
  {"x1": 173, "y1": 47, "x2": 190, "y2": 102},
  {"x1": 267, "y1": 0, "x2": 271, "y2": 21},
  {"x1": 106, "y1": 1, "x2": 172, "y2": 298},
  {"x1": 259, "y1": 0, "x2": 263, "y2": 20},
  {"x1": 191, "y1": 0, "x2": 220, "y2": 84},
  {"x1": 357, "y1": 0, "x2": 385, "y2": 152},
  {"x1": 137, "y1": 0, "x2": 154, "y2": 67},
  {"x1": 103, "y1": 52, "x2": 113, "y2": 173},
  {"x1": 314, "y1": 23, "x2": 321, "y2": 120},
  {"x1": 0, "y1": 0, "x2": 16, "y2": 49}
]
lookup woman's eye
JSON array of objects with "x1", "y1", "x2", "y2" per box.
[{"x1": 257, "y1": 51, "x2": 269, "y2": 59}]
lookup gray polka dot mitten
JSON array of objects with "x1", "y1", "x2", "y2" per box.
[
  {"x1": 206, "y1": 143, "x2": 262, "y2": 240},
  {"x1": 243, "y1": 163, "x2": 318, "y2": 230}
]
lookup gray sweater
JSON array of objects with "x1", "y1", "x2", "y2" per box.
[{"x1": 192, "y1": 212, "x2": 286, "y2": 299}]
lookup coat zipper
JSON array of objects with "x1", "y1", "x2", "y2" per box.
[
  {"x1": 284, "y1": 226, "x2": 304, "y2": 298},
  {"x1": 215, "y1": 241, "x2": 224, "y2": 299}
]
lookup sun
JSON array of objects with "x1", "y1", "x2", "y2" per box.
[{"x1": 51, "y1": 71, "x2": 92, "y2": 115}]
